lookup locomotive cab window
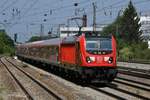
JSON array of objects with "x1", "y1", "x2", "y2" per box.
[{"x1": 86, "y1": 37, "x2": 112, "y2": 55}]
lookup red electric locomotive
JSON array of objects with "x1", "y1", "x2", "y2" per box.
[{"x1": 16, "y1": 32, "x2": 117, "y2": 83}]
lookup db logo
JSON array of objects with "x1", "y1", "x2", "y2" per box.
[{"x1": 97, "y1": 57, "x2": 103, "y2": 63}]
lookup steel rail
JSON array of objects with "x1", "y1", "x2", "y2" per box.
[
  {"x1": 116, "y1": 77, "x2": 150, "y2": 87},
  {"x1": 89, "y1": 85, "x2": 126, "y2": 100},
  {"x1": 118, "y1": 70, "x2": 150, "y2": 79},
  {"x1": 0, "y1": 59, "x2": 34, "y2": 100},
  {"x1": 118, "y1": 66, "x2": 150, "y2": 74},
  {"x1": 106, "y1": 83, "x2": 150, "y2": 100},
  {"x1": 114, "y1": 80, "x2": 150, "y2": 92},
  {"x1": 3, "y1": 57, "x2": 62, "y2": 100}
]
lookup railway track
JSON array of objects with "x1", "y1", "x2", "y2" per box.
[
  {"x1": 89, "y1": 78, "x2": 150, "y2": 100},
  {"x1": 116, "y1": 76, "x2": 150, "y2": 87},
  {"x1": 5, "y1": 57, "x2": 91, "y2": 100},
  {"x1": 118, "y1": 66, "x2": 150, "y2": 79},
  {"x1": 89, "y1": 85, "x2": 127, "y2": 100},
  {"x1": 88, "y1": 66, "x2": 150, "y2": 100},
  {"x1": 0, "y1": 59, "x2": 33, "y2": 100},
  {"x1": 118, "y1": 66, "x2": 150, "y2": 74},
  {"x1": 2, "y1": 56, "x2": 150, "y2": 100},
  {"x1": 117, "y1": 65, "x2": 150, "y2": 86},
  {"x1": 21, "y1": 58, "x2": 150, "y2": 100},
  {"x1": 0, "y1": 58, "x2": 27, "y2": 99},
  {"x1": 0, "y1": 57, "x2": 62, "y2": 100}
]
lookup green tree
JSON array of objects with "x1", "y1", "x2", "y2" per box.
[
  {"x1": 101, "y1": 1, "x2": 150, "y2": 61},
  {"x1": 0, "y1": 30, "x2": 14, "y2": 55},
  {"x1": 102, "y1": 16, "x2": 122, "y2": 38},
  {"x1": 120, "y1": 1, "x2": 142, "y2": 43},
  {"x1": 102, "y1": 1, "x2": 142, "y2": 43}
]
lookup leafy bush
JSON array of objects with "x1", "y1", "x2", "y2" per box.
[
  {"x1": 0, "y1": 30, "x2": 14, "y2": 55},
  {"x1": 142, "y1": 49, "x2": 150, "y2": 59},
  {"x1": 118, "y1": 41, "x2": 150, "y2": 61},
  {"x1": 119, "y1": 46, "x2": 134, "y2": 60},
  {"x1": 3, "y1": 45, "x2": 15, "y2": 56}
]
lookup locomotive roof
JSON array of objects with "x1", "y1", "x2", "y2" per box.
[{"x1": 22, "y1": 38, "x2": 62, "y2": 47}]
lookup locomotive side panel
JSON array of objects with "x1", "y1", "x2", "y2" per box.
[{"x1": 60, "y1": 44, "x2": 76, "y2": 65}]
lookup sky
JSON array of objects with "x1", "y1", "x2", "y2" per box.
[{"x1": 0, "y1": 0, "x2": 150, "y2": 42}]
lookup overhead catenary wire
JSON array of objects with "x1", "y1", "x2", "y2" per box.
[
  {"x1": 0, "y1": 0, "x2": 19, "y2": 14},
  {"x1": 14, "y1": 2, "x2": 150, "y2": 25},
  {"x1": 15, "y1": 0, "x2": 125, "y2": 22},
  {"x1": 4, "y1": 0, "x2": 105, "y2": 26},
  {"x1": 1, "y1": 0, "x2": 149, "y2": 43},
  {"x1": 15, "y1": 0, "x2": 126, "y2": 25},
  {"x1": 9, "y1": 0, "x2": 40, "y2": 27},
  {"x1": 19, "y1": 0, "x2": 34, "y2": 17},
  {"x1": 8, "y1": 0, "x2": 150, "y2": 31},
  {"x1": 15, "y1": 0, "x2": 150, "y2": 22},
  {"x1": 20, "y1": 0, "x2": 89, "y2": 19},
  {"x1": 7, "y1": 0, "x2": 31, "y2": 22},
  {"x1": 9, "y1": 0, "x2": 89, "y2": 27},
  {"x1": 10, "y1": 14, "x2": 74, "y2": 26},
  {"x1": 96, "y1": 0, "x2": 150, "y2": 14},
  {"x1": 0, "y1": 0, "x2": 9, "y2": 12},
  {"x1": 21, "y1": 0, "x2": 40, "y2": 17}
]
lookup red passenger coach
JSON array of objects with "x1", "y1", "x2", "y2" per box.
[{"x1": 16, "y1": 32, "x2": 117, "y2": 83}]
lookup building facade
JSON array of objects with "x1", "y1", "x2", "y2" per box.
[
  {"x1": 59, "y1": 27, "x2": 104, "y2": 37},
  {"x1": 140, "y1": 16, "x2": 150, "y2": 48},
  {"x1": 140, "y1": 16, "x2": 150, "y2": 41}
]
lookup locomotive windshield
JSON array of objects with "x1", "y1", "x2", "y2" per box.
[{"x1": 86, "y1": 38, "x2": 112, "y2": 54}]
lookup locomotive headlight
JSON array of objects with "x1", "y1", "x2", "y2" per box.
[
  {"x1": 104, "y1": 57, "x2": 110, "y2": 61},
  {"x1": 86, "y1": 56, "x2": 95, "y2": 63},
  {"x1": 89, "y1": 57, "x2": 95, "y2": 62},
  {"x1": 108, "y1": 57, "x2": 113, "y2": 63},
  {"x1": 86, "y1": 57, "x2": 91, "y2": 63},
  {"x1": 104, "y1": 57, "x2": 113, "y2": 63}
]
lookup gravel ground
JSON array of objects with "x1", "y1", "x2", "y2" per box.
[
  {"x1": 117, "y1": 62, "x2": 150, "y2": 70},
  {"x1": 0, "y1": 61, "x2": 27, "y2": 100}
]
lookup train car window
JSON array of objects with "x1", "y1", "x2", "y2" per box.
[
  {"x1": 44, "y1": 47, "x2": 48, "y2": 58},
  {"x1": 47, "y1": 46, "x2": 51, "y2": 58},
  {"x1": 39, "y1": 47, "x2": 42, "y2": 56},
  {"x1": 32, "y1": 48, "x2": 35, "y2": 56},
  {"x1": 51, "y1": 46, "x2": 55, "y2": 55},
  {"x1": 36, "y1": 47, "x2": 40, "y2": 57},
  {"x1": 41, "y1": 47, "x2": 44, "y2": 58},
  {"x1": 30, "y1": 47, "x2": 33, "y2": 56}
]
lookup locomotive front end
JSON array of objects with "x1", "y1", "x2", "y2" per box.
[
  {"x1": 79, "y1": 33, "x2": 117, "y2": 82},
  {"x1": 85, "y1": 36, "x2": 116, "y2": 66}
]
